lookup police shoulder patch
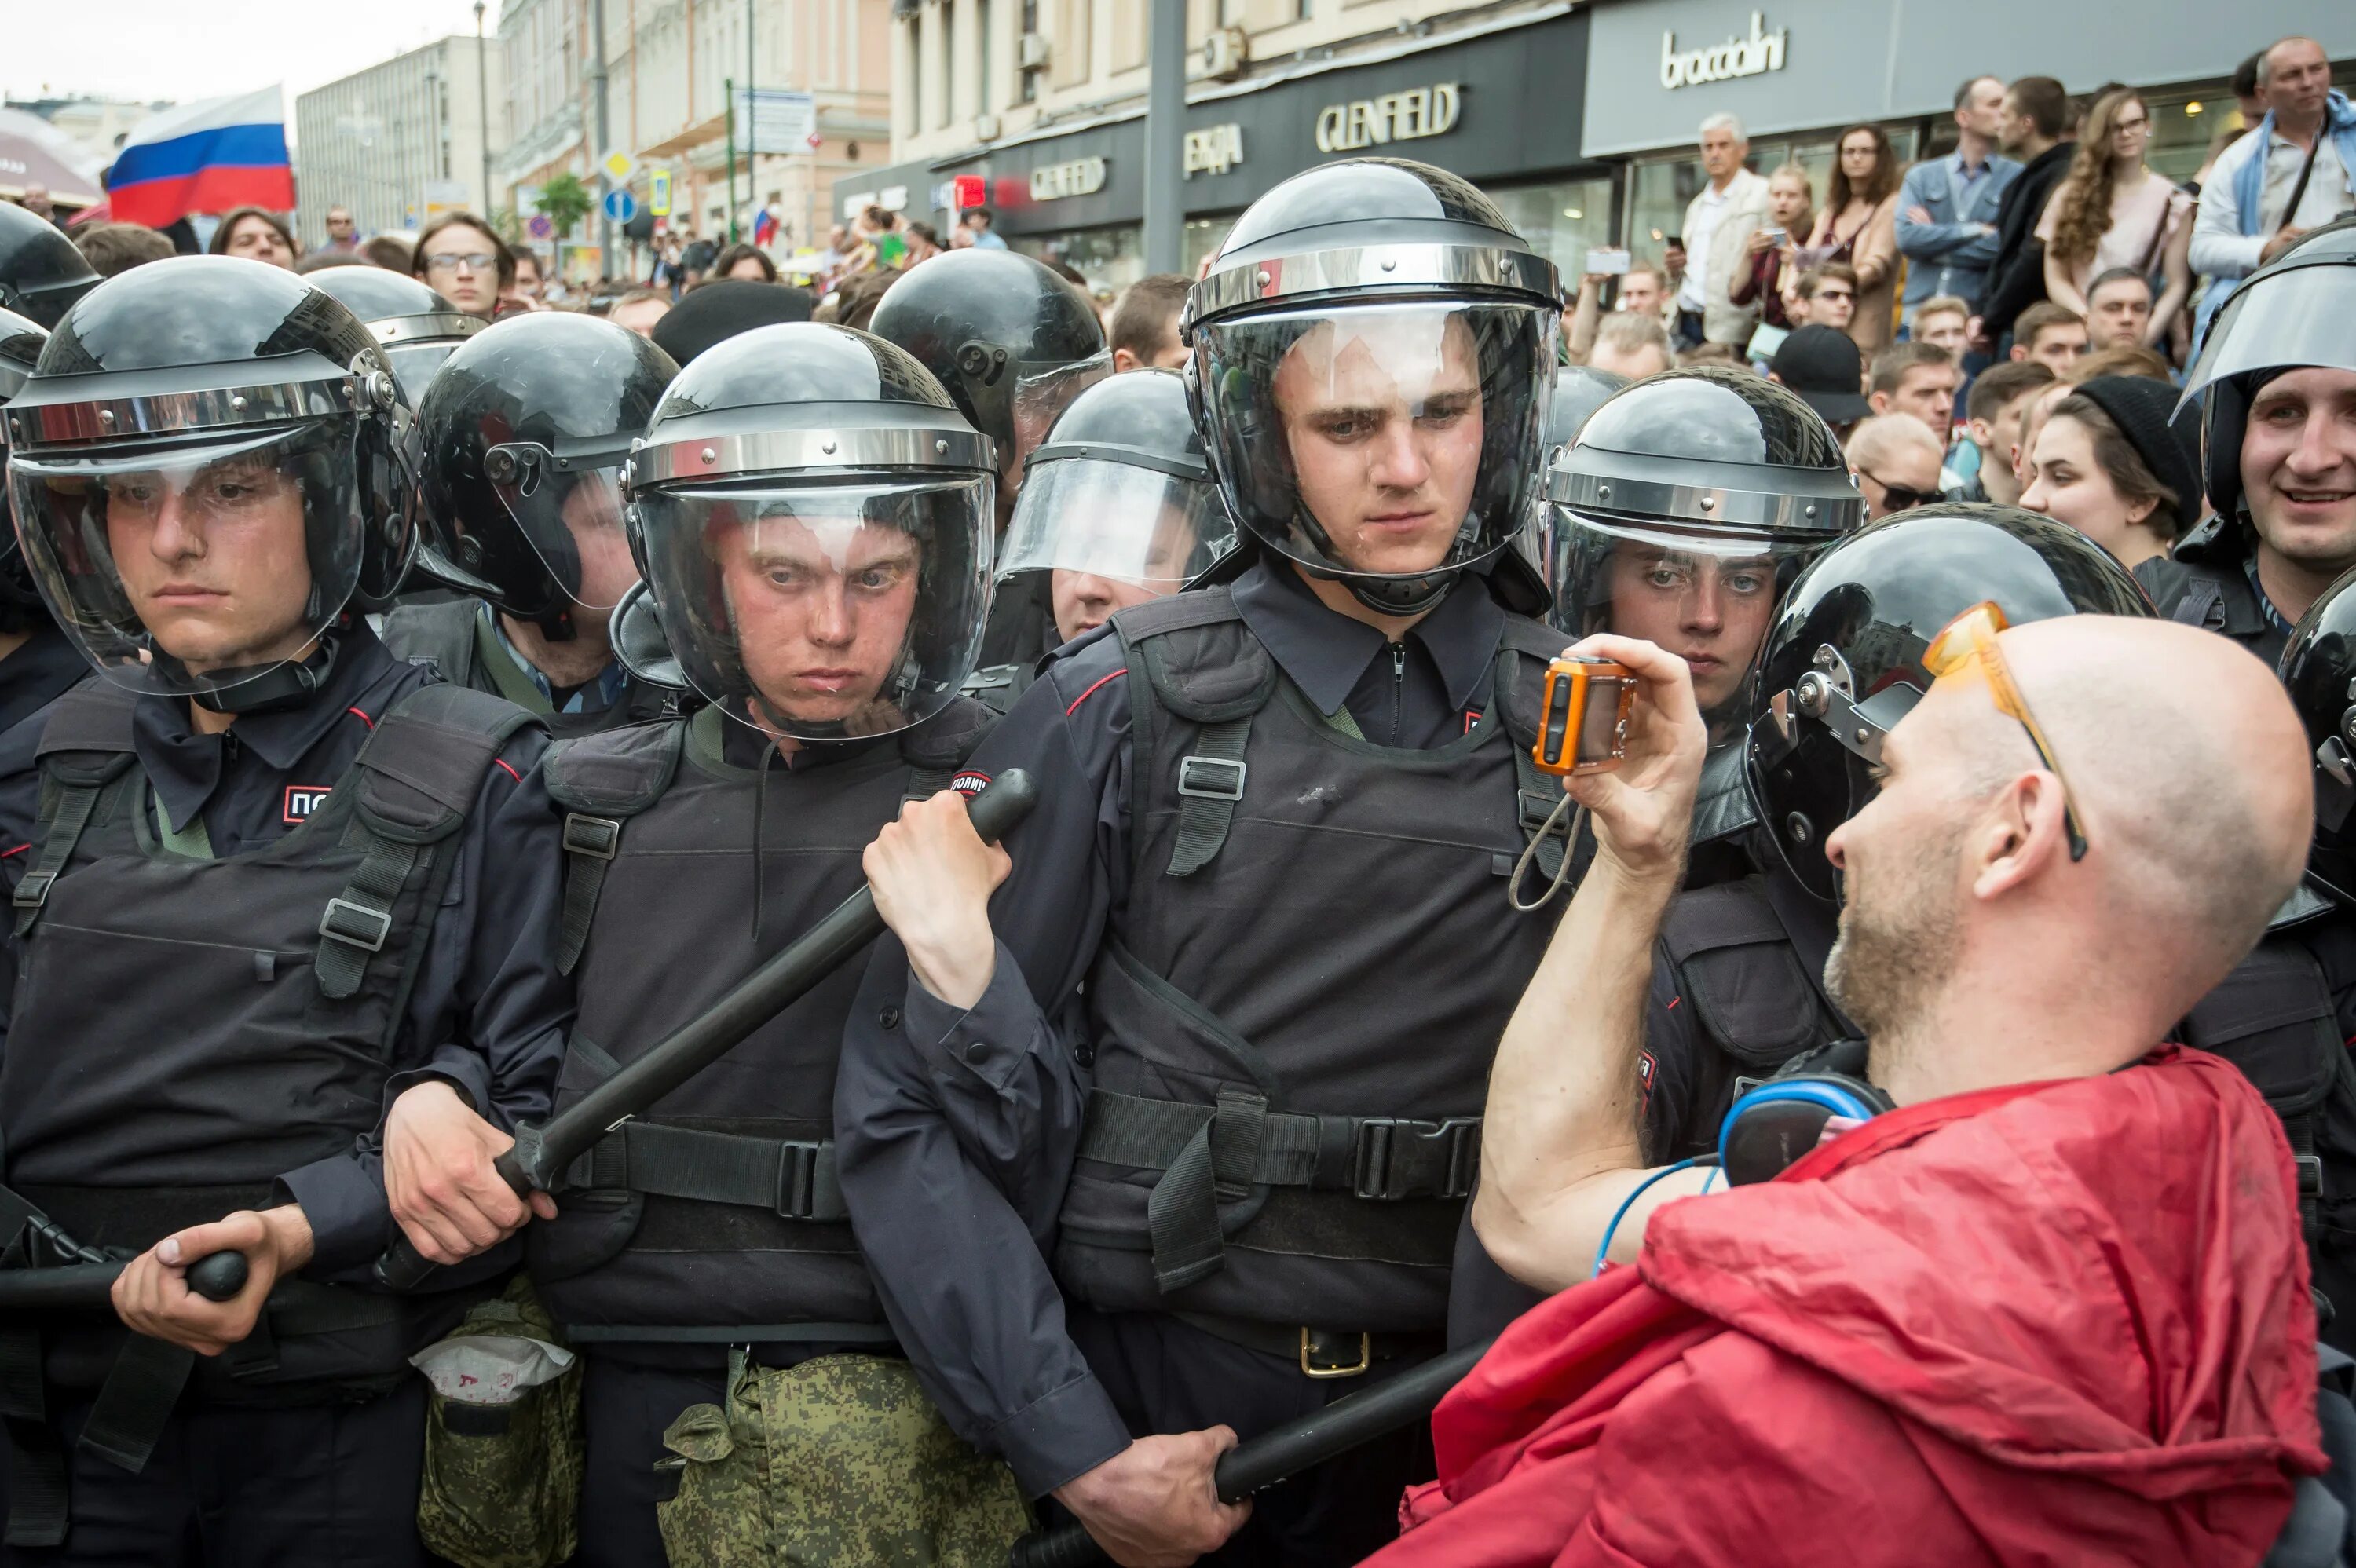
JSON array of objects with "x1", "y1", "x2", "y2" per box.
[
  {"x1": 949, "y1": 769, "x2": 991, "y2": 798},
  {"x1": 284, "y1": 785, "x2": 333, "y2": 824}
]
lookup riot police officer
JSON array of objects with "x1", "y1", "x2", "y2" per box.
[
  {"x1": 967, "y1": 367, "x2": 1237, "y2": 713},
  {"x1": 0, "y1": 255, "x2": 570, "y2": 1561},
  {"x1": 0, "y1": 307, "x2": 90, "y2": 802},
  {"x1": 388, "y1": 312, "x2": 680, "y2": 734},
  {"x1": 299, "y1": 265, "x2": 485, "y2": 408},
  {"x1": 401, "y1": 322, "x2": 1023, "y2": 1564},
  {"x1": 2141, "y1": 215, "x2": 2356, "y2": 662},
  {"x1": 0, "y1": 200, "x2": 100, "y2": 328},
  {"x1": 841, "y1": 156, "x2": 1571, "y2": 1565}
]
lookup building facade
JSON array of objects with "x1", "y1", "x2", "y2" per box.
[
  {"x1": 294, "y1": 35, "x2": 510, "y2": 249},
  {"x1": 497, "y1": 0, "x2": 896, "y2": 283}
]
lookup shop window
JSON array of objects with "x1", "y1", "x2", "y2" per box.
[
  {"x1": 1184, "y1": 214, "x2": 1235, "y2": 276},
  {"x1": 1052, "y1": 0, "x2": 1093, "y2": 89},
  {"x1": 1485, "y1": 178, "x2": 1618, "y2": 288},
  {"x1": 1015, "y1": 223, "x2": 1144, "y2": 293}
]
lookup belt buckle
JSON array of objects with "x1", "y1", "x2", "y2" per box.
[
  {"x1": 1176, "y1": 755, "x2": 1247, "y2": 801},
  {"x1": 562, "y1": 813, "x2": 623, "y2": 861},
  {"x1": 2297, "y1": 1153, "x2": 2325, "y2": 1198},
  {"x1": 318, "y1": 896, "x2": 393, "y2": 952},
  {"x1": 1299, "y1": 1327, "x2": 1371, "y2": 1380}
]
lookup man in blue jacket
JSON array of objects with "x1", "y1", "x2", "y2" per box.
[{"x1": 1897, "y1": 75, "x2": 2020, "y2": 332}]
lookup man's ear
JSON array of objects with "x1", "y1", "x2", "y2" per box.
[
  {"x1": 1970, "y1": 771, "x2": 2070, "y2": 903},
  {"x1": 2008, "y1": 345, "x2": 2027, "y2": 363},
  {"x1": 1869, "y1": 390, "x2": 1893, "y2": 415},
  {"x1": 1112, "y1": 347, "x2": 1141, "y2": 374}
]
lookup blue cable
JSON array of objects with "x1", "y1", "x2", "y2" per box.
[{"x1": 1590, "y1": 1157, "x2": 1710, "y2": 1279}]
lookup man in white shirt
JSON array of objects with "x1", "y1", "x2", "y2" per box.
[
  {"x1": 2191, "y1": 35, "x2": 2356, "y2": 339},
  {"x1": 1678, "y1": 113, "x2": 1772, "y2": 349}
]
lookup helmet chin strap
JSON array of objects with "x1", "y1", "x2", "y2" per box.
[{"x1": 189, "y1": 627, "x2": 344, "y2": 717}]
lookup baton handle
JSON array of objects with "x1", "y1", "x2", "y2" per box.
[
  {"x1": 372, "y1": 770, "x2": 1039, "y2": 1293},
  {"x1": 0, "y1": 1249, "x2": 250, "y2": 1314}
]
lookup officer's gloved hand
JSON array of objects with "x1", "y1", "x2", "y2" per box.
[
  {"x1": 865, "y1": 790, "x2": 1012, "y2": 1011},
  {"x1": 385, "y1": 1080, "x2": 558, "y2": 1265},
  {"x1": 1052, "y1": 1429, "x2": 1253, "y2": 1568},
  {"x1": 112, "y1": 1206, "x2": 312, "y2": 1356},
  {"x1": 1557, "y1": 633, "x2": 1709, "y2": 887}
]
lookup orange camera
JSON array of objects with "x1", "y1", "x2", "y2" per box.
[{"x1": 1532, "y1": 656, "x2": 1636, "y2": 776}]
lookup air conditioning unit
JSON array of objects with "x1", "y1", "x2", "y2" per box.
[
  {"x1": 975, "y1": 111, "x2": 1004, "y2": 141},
  {"x1": 1200, "y1": 26, "x2": 1247, "y2": 80},
  {"x1": 1016, "y1": 31, "x2": 1052, "y2": 69}
]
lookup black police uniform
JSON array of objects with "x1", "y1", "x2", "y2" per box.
[
  {"x1": 2132, "y1": 517, "x2": 2296, "y2": 667},
  {"x1": 0, "y1": 258, "x2": 570, "y2": 1563},
  {"x1": 379, "y1": 598, "x2": 675, "y2": 735}
]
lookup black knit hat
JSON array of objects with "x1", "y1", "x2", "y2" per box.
[
  {"x1": 649, "y1": 278, "x2": 813, "y2": 365},
  {"x1": 2065, "y1": 375, "x2": 2204, "y2": 524}
]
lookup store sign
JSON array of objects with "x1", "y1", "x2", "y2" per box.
[
  {"x1": 1659, "y1": 12, "x2": 1787, "y2": 90},
  {"x1": 1183, "y1": 124, "x2": 1245, "y2": 178},
  {"x1": 1314, "y1": 84, "x2": 1461, "y2": 154},
  {"x1": 1030, "y1": 156, "x2": 1108, "y2": 202}
]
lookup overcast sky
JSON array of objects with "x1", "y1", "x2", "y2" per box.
[{"x1": 4, "y1": 0, "x2": 496, "y2": 140}]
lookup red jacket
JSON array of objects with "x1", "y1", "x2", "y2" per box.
[{"x1": 1377, "y1": 1049, "x2": 2325, "y2": 1568}]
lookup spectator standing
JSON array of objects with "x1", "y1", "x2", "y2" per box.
[
  {"x1": 1729, "y1": 166, "x2": 1814, "y2": 336},
  {"x1": 1589, "y1": 312, "x2": 1674, "y2": 379},
  {"x1": 2194, "y1": 53, "x2": 2271, "y2": 191},
  {"x1": 1843, "y1": 412, "x2": 1945, "y2": 517},
  {"x1": 710, "y1": 243, "x2": 779, "y2": 283},
  {"x1": 2191, "y1": 36, "x2": 2356, "y2": 340},
  {"x1": 2010, "y1": 300, "x2": 2088, "y2": 376},
  {"x1": 410, "y1": 213, "x2": 513, "y2": 319},
  {"x1": 680, "y1": 227, "x2": 717, "y2": 287},
  {"x1": 1564, "y1": 259, "x2": 1677, "y2": 364},
  {"x1": 959, "y1": 206, "x2": 1008, "y2": 250},
  {"x1": 361, "y1": 234, "x2": 412, "y2": 271},
  {"x1": 1677, "y1": 113, "x2": 1772, "y2": 349},
  {"x1": 1951, "y1": 358, "x2": 2057, "y2": 504},
  {"x1": 902, "y1": 222, "x2": 944, "y2": 265},
  {"x1": 1868, "y1": 341, "x2": 1962, "y2": 437},
  {"x1": 1108, "y1": 273, "x2": 1192, "y2": 371},
  {"x1": 1912, "y1": 294, "x2": 1971, "y2": 356},
  {"x1": 309, "y1": 206, "x2": 363, "y2": 258},
  {"x1": 2069, "y1": 342, "x2": 2176, "y2": 384},
  {"x1": 73, "y1": 221, "x2": 174, "y2": 277},
  {"x1": 2018, "y1": 376, "x2": 2200, "y2": 572},
  {"x1": 15, "y1": 183, "x2": 62, "y2": 228},
  {"x1": 207, "y1": 207, "x2": 297, "y2": 269},
  {"x1": 1897, "y1": 76, "x2": 2021, "y2": 323},
  {"x1": 1660, "y1": 236, "x2": 1689, "y2": 312},
  {"x1": 2038, "y1": 90, "x2": 2193, "y2": 342},
  {"x1": 1786, "y1": 261, "x2": 1858, "y2": 336},
  {"x1": 2083, "y1": 267, "x2": 2156, "y2": 351},
  {"x1": 608, "y1": 286, "x2": 672, "y2": 340},
  {"x1": 1981, "y1": 75, "x2": 2076, "y2": 345},
  {"x1": 1801, "y1": 125, "x2": 1902, "y2": 355}
]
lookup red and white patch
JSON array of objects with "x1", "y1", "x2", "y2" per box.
[
  {"x1": 949, "y1": 769, "x2": 992, "y2": 798},
  {"x1": 283, "y1": 785, "x2": 333, "y2": 824},
  {"x1": 1636, "y1": 1049, "x2": 1658, "y2": 1114}
]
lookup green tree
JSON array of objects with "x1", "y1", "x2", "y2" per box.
[{"x1": 535, "y1": 173, "x2": 594, "y2": 241}]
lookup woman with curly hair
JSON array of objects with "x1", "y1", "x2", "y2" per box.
[
  {"x1": 2037, "y1": 89, "x2": 2191, "y2": 346},
  {"x1": 1797, "y1": 125, "x2": 1901, "y2": 354}
]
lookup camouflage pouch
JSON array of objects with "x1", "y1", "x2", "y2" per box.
[
  {"x1": 655, "y1": 1351, "x2": 1032, "y2": 1566},
  {"x1": 414, "y1": 1275, "x2": 584, "y2": 1568}
]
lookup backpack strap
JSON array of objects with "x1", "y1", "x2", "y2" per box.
[
  {"x1": 1111, "y1": 590, "x2": 1278, "y2": 880},
  {"x1": 542, "y1": 718, "x2": 689, "y2": 976},
  {"x1": 13, "y1": 685, "x2": 141, "y2": 937},
  {"x1": 315, "y1": 684, "x2": 543, "y2": 1000}
]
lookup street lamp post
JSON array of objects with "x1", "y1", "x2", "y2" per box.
[{"x1": 475, "y1": 1, "x2": 494, "y2": 219}]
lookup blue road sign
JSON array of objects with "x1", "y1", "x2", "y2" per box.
[{"x1": 602, "y1": 188, "x2": 638, "y2": 225}]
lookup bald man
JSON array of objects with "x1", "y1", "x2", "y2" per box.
[
  {"x1": 1377, "y1": 619, "x2": 2325, "y2": 1568},
  {"x1": 1843, "y1": 413, "x2": 1945, "y2": 518}
]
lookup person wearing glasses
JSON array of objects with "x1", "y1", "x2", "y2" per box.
[
  {"x1": 410, "y1": 213, "x2": 514, "y2": 320},
  {"x1": 2036, "y1": 89, "x2": 2193, "y2": 334},
  {"x1": 1842, "y1": 414, "x2": 1945, "y2": 518},
  {"x1": 1383, "y1": 508, "x2": 2325, "y2": 1568}
]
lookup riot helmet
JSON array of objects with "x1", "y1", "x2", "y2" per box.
[
  {"x1": 2, "y1": 256, "x2": 412, "y2": 709},
  {"x1": 623, "y1": 322, "x2": 993, "y2": 741},
  {"x1": 866, "y1": 249, "x2": 1109, "y2": 513},
  {"x1": 0, "y1": 306, "x2": 50, "y2": 620},
  {"x1": 1544, "y1": 364, "x2": 1628, "y2": 458},
  {"x1": 302, "y1": 265, "x2": 485, "y2": 407},
  {"x1": 415, "y1": 311, "x2": 677, "y2": 640},
  {"x1": 0, "y1": 202, "x2": 100, "y2": 329},
  {"x1": 997, "y1": 367, "x2": 1236, "y2": 644},
  {"x1": 2181, "y1": 215, "x2": 2356, "y2": 525},
  {"x1": 1182, "y1": 157, "x2": 1561, "y2": 617},
  {"x1": 1546, "y1": 369, "x2": 1860, "y2": 734},
  {"x1": 2276, "y1": 565, "x2": 2356, "y2": 905},
  {"x1": 1747, "y1": 503, "x2": 2153, "y2": 904}
]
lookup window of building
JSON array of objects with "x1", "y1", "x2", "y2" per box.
[
  {"x1": 1052, "y1": 0, "x2": 1092, "y2": 89},
  {"x1": 1183, "y1": 214, "x2": 1235, "y2": 276},
  {"x1": 979, "y1": 0, "x2": 994, "y2": 112},
  {"x1": 1015, "y1": 223, "x2": 1141, "y2": 293},
  {"x1": 1019, "y1": 0, "x2": 1040, "y2": 102},
  {"x1": 1111, "y1": 0, "x2": 1146, "y2": 75},
  {"x1": 1484, "y1": 177, "x2": 1618, "y2": 288}
]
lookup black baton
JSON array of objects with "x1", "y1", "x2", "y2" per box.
[{"x1": 0, "y1": 1249, "x2": 249, "y2": 1312}]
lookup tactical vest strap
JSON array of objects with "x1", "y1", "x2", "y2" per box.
[
  {"x1": 2169, "y1": 576, "x2": 2226, "y2": 631},
  {"x1": 562, "y1": 1123, "x2": 849, "y2": 1223},
  {"x1": 562, "y1": 1321, "x2": 896, "y2": 1346},
  {"x1": 1084, "y1": 1087, "x2": 1482, "y2": 1292},
  {"x1": 1166, "y1": 718, "x2": 1252, "y2": 878},
  {"x1": 0, "y1": 1326, "x2": 65, "y2": 1548},
  {"x1": 14, "y1": 685, "x2": 141, "y2": 937},
  {"x1": 75, "y1": 1333, "x2": 194, "y2": 1476},
  {"x1": 11, "y1": 780, "x2": 108, "y2": 937},
  {"x1": 544, "y1": 716, "x2": 689, "y2": 976},
  {"x1": 316, "y1": 684, "x2": 541, "y2": 1000}
]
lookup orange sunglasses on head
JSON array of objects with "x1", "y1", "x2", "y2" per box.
[{"x1": 1922, "y1": 601, "x2": 2088, "y2": 862}]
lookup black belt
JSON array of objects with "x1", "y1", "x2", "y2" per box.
[{"x1": 1172, "y1": 1310, "x2": 1443, "y2": 1380}]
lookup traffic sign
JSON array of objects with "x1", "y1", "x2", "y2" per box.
[
  {"x1": 602, "y1": 188, "x2": 638, "y2": 225},
  {"x1": 599, "y1": 149, "x2": 640, "y2": 186},
  {"x1": 527, "y1": 214, "x2": 554, "y2": 239},
  {"x1": 649, "y1": 168, "x2": 673, "y2": 217}
]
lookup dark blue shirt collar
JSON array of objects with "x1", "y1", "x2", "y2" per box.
[{"x1": 1228, "y1": 557, "x2": 1504, "y2": 718}]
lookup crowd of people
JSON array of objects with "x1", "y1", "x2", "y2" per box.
[{"x1": 0, "y1": 25, "x2": 2347, "y2": 1568}]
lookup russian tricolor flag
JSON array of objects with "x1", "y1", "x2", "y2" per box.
[{"x1": 106, "y1": 87, "x2": 294, "y2": 229}]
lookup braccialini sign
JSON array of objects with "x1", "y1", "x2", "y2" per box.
[{"x1": 1659, "y1": 11, "x2": 1787, "y2": 90}]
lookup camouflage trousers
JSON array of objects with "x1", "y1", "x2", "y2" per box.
[{"x1": 655, "y1": 1351, "x2": 1032, "y2": 1567}]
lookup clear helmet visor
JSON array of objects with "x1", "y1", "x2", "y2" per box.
[
  {"x1": 1550, "y1": 511, "x2": 1830, "y2": 735},
  {"x1": 635, "y1": 474, "x2": 993, "y2": 740},
  {"x1": 1000, "y1": 458, "x2": 1238, "y2": 584},
  {"x1": 1008, "y1": 350, "x2": 1114, "y2": 482},
  {"x1": 2182, "y1": 263, "x2": 2356, "y2": 408},
  {"x1": 1189, "y1": 298, "x2": 1554, "y2": 583},
  {"x1": 381, "y1": 339, "x2": 465, "y2": 409},
  {"x1": 486, "y1": 442, "x2": 635, "y2": 609},
  {"x1": 7, "y1": 420, "x2": 367, "y2": 697}
]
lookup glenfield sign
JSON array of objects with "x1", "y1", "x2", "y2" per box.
[
  {"x1": 1659, "y1": 12, "x2": 1787, "y2": 90},
  {"x1": 1314, "y1": 84, "x2": 1462, "y2": 154}
]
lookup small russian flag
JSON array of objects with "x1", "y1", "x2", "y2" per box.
[
  {"x1": 106, "y1": 87, "x2": 294, "y2": 230},
  {"x1": 753, "y1": 207, "x2": 780, "y2": 247}
]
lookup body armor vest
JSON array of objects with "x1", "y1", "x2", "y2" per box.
[
  {"x1": 1054, "y1": 589, "x2": 1576, "y2": 1334},
  {"x1": 0, "y1": 679, "x2": 536, "y2": 1395},
  {"x1": 381, "y1": 598, "x2": 673, "y2": 738},
  {"x1": 525, "y1": 700, "x2": 991, "y2": 1344}
]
